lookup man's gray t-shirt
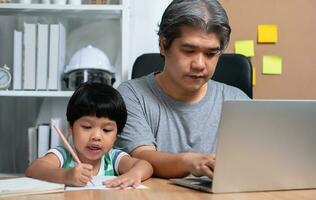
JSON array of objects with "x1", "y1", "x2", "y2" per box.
[{"x1": 115, "y1": 73, "x2": 250, "y2": 154}]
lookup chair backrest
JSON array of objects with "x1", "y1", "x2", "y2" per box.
[{"x1": 131, "y1": 53, "x2": 253, "y2": 98}]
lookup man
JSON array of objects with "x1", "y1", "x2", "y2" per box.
[{"x1": 115, "y1": 0, "x2": 250, "y2": 178}]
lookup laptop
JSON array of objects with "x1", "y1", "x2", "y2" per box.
[{"x1": 171, "y1": 100, "x2": 316, "y2": 193}]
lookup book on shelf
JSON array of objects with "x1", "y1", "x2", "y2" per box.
[
  {"x1": 13, "y1": 30, "x2": 23, "y2": 90},
  {"x1": 37, "y1": 124, "x2": 50, "y2": 158},
  {"x1": 50, "y1": 118, "x2": 64, "y2": 149},
  {"x1": 27, "y1": 126, "x2": 38, "y2": 164},
  {"x1": 58, "y1": 23, "x2": 66, "y2": 90},
  {"x1": 27, "y1": 119, "x2": 67, "y2": 162},
  {"x1": 48, "y1": 23, "x2": 66, "y2": 91},
  {"x1": 36, "y1": 24, "x2": 49, "y2": 91},
  {"x1": 23, "y1": 23, "x2": 37, "y2": 90},
  {"x1": 0, "y1": 177, "x2": 64, "y2": 197},
  {"x1": 48, "y1": 24, "x2": 59, "y2": 91}
]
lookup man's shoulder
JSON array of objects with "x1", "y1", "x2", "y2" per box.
[
  {"x1": 208, "y1": 80, "x2": 249, "y2": 100},
  {"x1": 118, "y1": 74, "x2": 152, "y2": 90},
  {"x1": 209, "y1": 79, "x2": 236, "y2": 90},
  {"x1": 117, "y1": 74, "x2": 156, "y2": 97}
]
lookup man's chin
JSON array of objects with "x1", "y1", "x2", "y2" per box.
[
  {"x1": 183, "y1": 84, "x2": 206, "y2": 93},
  {"x1": 184, "y1": 79, "x2": 207, "y2": 89}
]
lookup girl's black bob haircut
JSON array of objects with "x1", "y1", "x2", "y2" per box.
[{"x1": 66, "y1": 82, "x2": 127, "y2": 134}]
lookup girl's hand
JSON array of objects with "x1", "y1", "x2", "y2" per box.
[
  {"x1": 65, "y1": 163, "x2": 94, "y2": 186},
  {"x1": 103, "y1": 172, "x2": 141, "y2": 189}
]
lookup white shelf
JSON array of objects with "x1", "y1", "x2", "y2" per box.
[
  {"x1": 0, "y1": 3, "x2": 123, "y2": 16},
  {"x1": 0, "y1": 0, "x2": 130, "y2": 174},
  {"x1": 0, "y1": 90, "x2": 73, "y2": 97}
]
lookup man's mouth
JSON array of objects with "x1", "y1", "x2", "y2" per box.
[{"x1": 187, "y1": 74, "x2": 204, "y2": 79}]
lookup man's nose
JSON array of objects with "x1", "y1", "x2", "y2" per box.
[{"x1": 192, "y1": 53, "x2": 206, "y2": 71}]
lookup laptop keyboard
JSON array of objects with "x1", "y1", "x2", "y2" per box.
[{"x1": 186, "y1": 177, "x2": 213, "y2": 187}]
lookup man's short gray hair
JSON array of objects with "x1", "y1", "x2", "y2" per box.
[{"x1": 158, "y1": 0, "x2": 231, "y2": 51}]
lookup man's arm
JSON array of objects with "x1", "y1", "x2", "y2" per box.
[{"x1": 131, "y1": 145, "x2": 215, "y2": 178}]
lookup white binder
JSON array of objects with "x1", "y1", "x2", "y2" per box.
[
  {"x1": 36, "y1": 24, "x2": 49, "y2": 90},
  {"x1": 50, "y1": 118, "x2": 63, "y2": 149},
  {"x1": 23, "y1": 23, "x2": 37, "y2": 90},
  {"x1": 48, "y1": 24, "x2": 59, "y2": 90},
  {"x1": 13, "y1": 30, "x2": 23, "y2": 90},
  {"x1": 58, "y1": 23, "x2": 66, "y2": 90},
  {"x1": 37, "y1": 124, "x2": 50, "y2": 158},
  {"x1": 48, "y1": 23, "x2": 66, "y2": 90},
  {"x1": 27, "y1": 126, "x2": 38, "y2": 164}
]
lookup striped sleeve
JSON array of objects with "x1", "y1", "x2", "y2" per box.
[
  {"x1": 47, "y1": 146, "x2": 68, "y2": 168},
  {"x1": 110, "y1": 149, "x2": 129, "y2": 175}
]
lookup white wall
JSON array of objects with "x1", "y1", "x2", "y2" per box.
[{"x1": 128, "y1": 0, "x2": 171, "y2": 76}]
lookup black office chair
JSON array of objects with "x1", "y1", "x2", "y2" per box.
[{"x1": 131, "y1": 53, "x2": 253, "y2": 98}]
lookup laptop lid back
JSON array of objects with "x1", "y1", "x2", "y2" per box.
[{"x1": 212, "y1": 100, "x2": 316, "y2": 193}]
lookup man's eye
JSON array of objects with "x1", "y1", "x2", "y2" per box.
[
  {"x1": 182, "y1": 48, "x2": 194, "y2": 53},
  {"x1": 82, "y1": 125, "x2": 91, "y2": 129},
  {"x1": 206, "y1": 51, "x2": 220, "y2": 58}
]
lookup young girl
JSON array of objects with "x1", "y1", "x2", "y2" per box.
[{"x1": 25, "y1": 82, "x2": 153, "y2": 188}]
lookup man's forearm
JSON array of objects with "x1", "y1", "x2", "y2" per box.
[{"x1": 132, "y1": 150, "x2": 190, "y2": 178}]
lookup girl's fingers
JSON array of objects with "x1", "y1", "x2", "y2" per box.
[
  {"x1": 119, "y1": 179, "x2": 135, "y2": 189},
  {"x1": 103, "y1": 178, "x2": 139, "y2": 189},
  {"x1": 104, "y1": 178, "x2": 124, "y2": 187},
  {"x1": 132, "y1": 180, "x2": 141, "y2": 188}
]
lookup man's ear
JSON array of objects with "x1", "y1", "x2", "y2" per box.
[{"x1": 159, "y1": 36, "x2": 167, "y2": 56}]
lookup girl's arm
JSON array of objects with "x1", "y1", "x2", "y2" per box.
[{"x1": 25, "y1": 153, "x2": 93, "y2": 186}]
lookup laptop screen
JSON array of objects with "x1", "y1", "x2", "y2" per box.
[{"x1": 212, "y1": 100, "x2": 316, "y2": 193}]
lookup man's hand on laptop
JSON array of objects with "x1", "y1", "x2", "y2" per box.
[{"x1": 182, "y1": 153, "x2": 216, "y2": 178}]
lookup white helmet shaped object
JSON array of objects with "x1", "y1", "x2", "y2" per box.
[{"x1": 63, "y1": 45, "x2": 115, "y2": 89}]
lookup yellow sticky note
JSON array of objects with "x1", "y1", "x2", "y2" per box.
[
  {"x1": 262, "y1": 56, "x2": 282, "y2": 75},
  {"x1": 258, "y1": 24, "x2": 278, "y2": 43},
  {"x1": 252, "y1": 66, "x2": 256, "y2": 86},
  {"x1": 235, "y1": 40, "x2": 255, "y2": 57}
]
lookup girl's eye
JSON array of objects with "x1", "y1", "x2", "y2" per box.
[
  {"x1": 103, "y1": 129, "x2": 113, "y2": 133},
  {"x1": 82, "y1": 125, "x2": 91, "y2": 129}
]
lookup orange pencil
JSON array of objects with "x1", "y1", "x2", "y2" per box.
[{"x1": 53, "y1": 125, "x2": 95, "y2": 186}]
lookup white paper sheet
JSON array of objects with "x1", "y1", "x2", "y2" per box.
[{"x1": 65, "y1": 176, "x2": 148, "y2": 191}]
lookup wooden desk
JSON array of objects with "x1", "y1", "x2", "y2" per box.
[{"x1": 3, "y1": 178, "x2": 316, "y2": 200}]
